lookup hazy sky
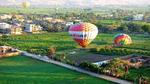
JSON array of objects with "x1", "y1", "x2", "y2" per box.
[{"x1": 0, "y1": 0, "x2": 150, "y2": 7}]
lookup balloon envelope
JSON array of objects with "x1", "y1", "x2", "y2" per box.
[
  {"x1": 22, "y1": 1, "x2": 30, "y2": 8},
  {"x1": 114, "y1": 33, "x2": 132, "y2": 46},
  {"x1": 69, "y1": 23, "x2": 98, "y2": 48}
]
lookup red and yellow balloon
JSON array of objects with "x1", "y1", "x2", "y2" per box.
[
  {"x1": 114, "y1": 33, "x2": 132, "y2": 46},
  {"x1": 69, "y1": 22, "x2": 98, "y2": 48}
]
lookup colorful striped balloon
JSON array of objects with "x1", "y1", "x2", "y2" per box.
[
  {"x1": 69, "y1": 23, "x2": 98, "y2": 48},
  {"x1": 114, "y1": 33, "x2": 132, "y2": 46}
]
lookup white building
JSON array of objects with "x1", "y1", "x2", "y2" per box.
[
  {"x1": 93, "y1": 60, "x2": 110, "y2": 66},
  {"x1": 0, "y1": 23, "x2": 22, "y2": 35},
  {"x1": 66, "y1": 22, "x2": 74, "y2": 27},
  {"x1": 0, "y1": 23, "x2": 11, "y2": 29},
  {"x1": 0, "y1": 23, "x2": 11, "y2": 34},
  {"x1": 24, "y1": 24, "x2": 42, "y2": 33},
  {"x1": 133, "y1": 14, "x2": 144, "y2": 21}
]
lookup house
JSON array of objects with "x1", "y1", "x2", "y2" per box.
[
  {"x1": 10, "y1": 24, "x2": 22, "y2": 35},
  {"x1": 0, "y1": 23, "x2": 22, "y2": 35},
  {"x1": 73, "y1": 19, "x2": 82, "y2": 24},
  {"x1": 0, "y1": 14, "x2": 12, "y2": 20},
  {"x1": 120, "y1": 54, "x2": 150, "y2": 68},
  {"x1": 44, "y1": 17, "x2": 65, "y2": 23},
  {"x1": 133, "y1": 14, "x2": 144, "y2": 21},
  {"x1": 52, "y1": 19, "x2": 65, "y2": 23},
  {"x1": 24, "y1": 24, "x2": 42, "y2": 33},
  {"x1": 0, "y1": 22, "x2": 11, "y2": 34},
  {"x1": 13, "y1": 15, "x2": 25, "y2": 22},
  {"x1": 43, "y1": 17, "x2": 53, "y2": 21},
  {"x1": 66, "y1": 22, "x2": 74, "y2": 27},
  {"x1": 93, "y1": 60, "x2": 110, "y2": 66},
  {"x1": 0, "y1": 22, "x2": 11, "y2": 29},
  {"x1": 0, "y1": 46, "x2": 20, "y2": 58},
  {"x1": 144, "y1": 16, "x2": 150, "y2": 23}
]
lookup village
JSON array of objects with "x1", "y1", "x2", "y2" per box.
[
  {"x1": 1, "y1": 11, "x2": 150, "y2": 36},
  {"x1": 0, "y1": 14, "x2": 82, "y2": 35}
]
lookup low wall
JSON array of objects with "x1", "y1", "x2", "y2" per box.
[{"x1": 0, "y1": 52, "x2": 20, "y2": 58}]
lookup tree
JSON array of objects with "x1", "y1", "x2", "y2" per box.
[
  {"x1": 58, "y1": 53, "x2": 66, "y2": 61},
  {"x1": 52, "y1": 22, "x2": 65, "y2": 32},
  {"x1": 142, "y1": 25, "x2": 150, "y2": 34},
  {"x1": 47, "y1": 24, "x2": 53, "y2": 32},
  {"x1": 103, "y1": 58, "x2": 127, "y2": 77},
  {"x1": 117, "y1": 24, "x2": 129, "y2": 33},
  {"x1": 126, "y1": 23, "x2": 143, "y2": 33},
  {"x1": 48, "y1": 47, "x2": 56, "y2": 58}
]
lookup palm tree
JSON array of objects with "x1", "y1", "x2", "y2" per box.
[{"x1": 48, "y1": 47, "x2": 56, "y2": 59}]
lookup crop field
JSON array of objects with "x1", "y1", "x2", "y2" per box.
[
  {"x1": 0, "y1": 7, "x2": 89, "y2": 15},
  {"x1": 0, "y1": 56, "x2": 113, "y2": 84},
  {"x1": 0, "y1": 7, "x2": 51, "y2": 15},
  {"x1": 1, "y1": 32, "x2": 150, "y2": 54}
]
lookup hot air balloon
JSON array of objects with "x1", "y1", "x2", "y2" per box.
[
  {"x1": 69, "y1": 22, "x2": 98, "y2": 48},
  {"x1": 22, "y1": 1, "x2": 30, "y2": 8},
  {"x1": 114, "y1": 33, "x2": 132, "y2": 46}
]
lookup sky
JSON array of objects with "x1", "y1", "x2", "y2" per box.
[{"x1": 0, "y1": 0, "x2": 150, "y2": 7}]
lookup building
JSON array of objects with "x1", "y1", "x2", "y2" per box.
[
  {"x1": 0, "y1": 23, "x2": 22, "y2": 35},
  {"x1": 144, "y1": 16, "x2": 150, "y2": 23},
  {"x1": 0, "y1": 14, "x2": 12, "y2": 20},
  {"x1": 73, "y1": 19, "x2": 82, "y2": 24},
  {"x1": 0, "y1": 22, "x2": 11, "y2": 29},
  {"x1": 11, "y1": 24, "x2": 22, "y2": 35},
  {"x1": 133, "y1": 14, "x2": 144, "y2": 21},
  {"x1": 0, "y1": 22, "x2": 11, "y2": 34},
  {"x1": 0, "y1": 46, "x2": 20, "y2": 58},
  {"x1": 13, "y1": 15, "x2": 25, "y2": 22},
  {"x1": 66, "y1": 22, "x2": 74, "y2": 27},
  {"x1": 44, "y1": 17, "x2": 65, "y2": 23},
  {"x1": 121, "y1": 55, "x2": 150, "y2": 68},
  {"x1": 43, "y1": 17, "x2": 53, "y2": 21},
  {"x1": 24, "y1": 24, "x2": 42, "y2": 33},
  {"x1": 93, "y1": 60, "x2": 109, "y2": 66}
]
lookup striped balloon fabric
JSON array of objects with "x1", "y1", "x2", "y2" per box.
[
  {"x1": 114, "y1": 33, "x2": 132, "y2": 46},
  {"x1": 69, "y1": 23, "x2": 98, "y2": 48}
]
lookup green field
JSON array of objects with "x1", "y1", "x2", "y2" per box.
[
  {"x1": 0, "y1": 7, "x2": 50, "y2": 14},
  {"x1": 0, "y1": 7, "x2": 86, "y2": 15},
  {"x1": 1, "y1": 32, "x2": 150, "y2": 54},
  {"x1": 0, "y1": 56, "x2": 113, "y2": 84}
]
